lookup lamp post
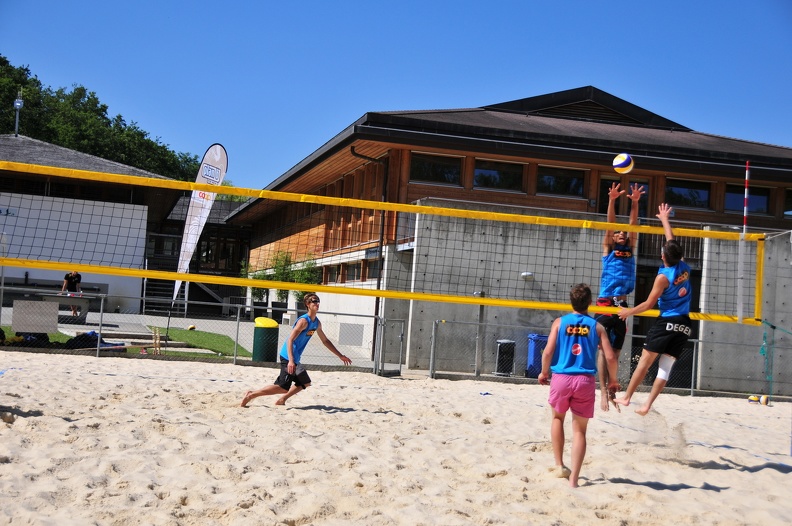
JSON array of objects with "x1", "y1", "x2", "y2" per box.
[{"x1": 14, "y1": 94, "x2": 24, "y2": 137}]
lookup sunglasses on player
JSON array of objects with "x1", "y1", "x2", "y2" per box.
[{"x1": 309, "y1": 299, "x2": 321, "y2": 304}]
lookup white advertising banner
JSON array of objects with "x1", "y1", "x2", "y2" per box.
[{"x1": 173, "y1": 143, "x2": 228, "y2": 302}]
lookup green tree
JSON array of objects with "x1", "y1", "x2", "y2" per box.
[
  {"x1": 217, "y1": 179, "x2": 248, "y2": 202},
  {"x1": 271, "y1": 251, "x2": 294, "y2": 302},
  {"x1": 0, "y1": 55, "x2": 200, "y2": 180},
  {"x1": 292, "y1": 258, "x2": 322, "y2": 302}
]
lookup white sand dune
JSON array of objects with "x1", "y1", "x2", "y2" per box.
[{"x1": 1, "y1": 351, "x2": 790, "y2": 525}]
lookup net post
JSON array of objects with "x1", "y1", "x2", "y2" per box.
[{"x1": 737, "y1": 161, "x2": 750, "y2": 322}]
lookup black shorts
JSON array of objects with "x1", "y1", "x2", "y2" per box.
[
  {"x1": 595, "y1": 297, "x2": 628, "y2": 351},
  {"x1": 274, "y1": 361, "x2": 311, "y2": 390},
  {"x1": 643, "y1": 315, "x2": 692, "y2": 359}
]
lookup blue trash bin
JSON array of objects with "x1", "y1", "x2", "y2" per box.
[{"x1": 526, "y1": 333, "x2": 548, "y2": 378}]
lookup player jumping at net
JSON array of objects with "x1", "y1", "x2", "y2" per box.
[
  {"x1": 240, "y1": 293, "x2": 352, "y2": 407},
  {"x1": 596, "y1": 182, "x2": 644, "y2": 411},
  {"x1": 614, "y1": 203, "x2": 692, "y2": 415},
  {"x1": 538, "y1": 283, "x2": 620, "y2": 488}
]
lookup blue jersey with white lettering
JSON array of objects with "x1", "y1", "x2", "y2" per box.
[
  {"x1": 550, "y1": 313, "x2": 600, "y2": 375},
  {"x1": 599, "y1": 242, "x2": 636, "y2": 297},
  {"x1": 658, "y1": 260, "x2": 692, "y2": 316},
  {"x1": 279, "y1": 314, "x2": 319, "y2": 363}
]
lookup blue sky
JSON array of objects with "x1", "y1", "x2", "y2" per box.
[{"x1": 2, "y1": 1, "x2": 791, "y2": 190}]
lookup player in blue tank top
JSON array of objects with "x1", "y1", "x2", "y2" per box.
[
  {"x1": 278, "y1": 313, "x2": 319, "y2": 364},
  {"x1": 241, "y1": 293, "x2": 352, "y2": 407},
  {"x1": 615, "y1": 203, "x2": 693, "y2": 415},
  {"x1": 595, "y1": 182, "x2": 644, "y2": 412},
  {"x1": 538, "y1": 284, "x2": 620, "y2": 488}
]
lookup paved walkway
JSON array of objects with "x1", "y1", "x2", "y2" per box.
[{"x1": 1, "y1": 308, "x2": 378, "y2": 368}]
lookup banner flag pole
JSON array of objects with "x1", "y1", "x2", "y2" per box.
[{"x1": 172, "y1": 144, "x2": 228, "y2": 307}]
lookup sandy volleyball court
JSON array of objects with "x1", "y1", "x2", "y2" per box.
[{"x1": 1, "y1": 351, "x2": 790, "y2": 525}]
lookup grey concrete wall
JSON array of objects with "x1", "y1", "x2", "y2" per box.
[{"x1": 394, "y1": 199, "x2": 790, "y2": 395}]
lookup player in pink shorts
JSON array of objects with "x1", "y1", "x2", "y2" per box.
[{"x1": 538, "y1": 283, "x2": 620, "y2": 488}]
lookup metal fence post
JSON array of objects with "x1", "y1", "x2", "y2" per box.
[
  {"x1": 474, "y1": 302, "x2": 485, "y2": 377},
  {"x1": 96, "y1": 295, "x2": 105, "y2": 358},
  {"x1": 373, "y1": 316, "x2": 383, "y2": 375},
  {"x1": 233, "y1": 305, "x2": 241, "y2": 365},
  {"x1": 429, "y1": 320, "x2": 444, "y2": 378}
]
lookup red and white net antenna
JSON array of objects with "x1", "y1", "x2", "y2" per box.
[
  {"x1": 737, "y1": 161, "x2": 750, "y2": 322},
  {"x1": 743, "y1": 161, "x2": 750, "y2": 235}
]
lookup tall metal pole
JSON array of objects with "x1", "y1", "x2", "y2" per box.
[
  {"x1": 350, "y1": 147, "x2": 389, "y2": 365},
  {"x1": 737, "y1": 161, "x2": 749, "y2": 322}
]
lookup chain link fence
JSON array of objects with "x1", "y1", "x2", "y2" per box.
[
  {"x1": 429, "y1": 319, "x2": 792, "y2": 400},
  {"x1": 2, "y1": 284, "x2": 789, "y2": 399},
  {"x1": 0, "y1": 287, "x2": 404, "y2": 376}
]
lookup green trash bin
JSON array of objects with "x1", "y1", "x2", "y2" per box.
[{"x1": 252, "y1": 317, "x2": 279, "y2": 362}]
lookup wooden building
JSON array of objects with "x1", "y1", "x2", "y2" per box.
[{"x1": 229, "y1": 85, "x2": 792, "y2": 286}]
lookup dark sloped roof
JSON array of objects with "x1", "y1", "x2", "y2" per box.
[
  {"x1": 482, "y1": 86, "x2": 688, "y2": 129},
  {"x1": 167, "y1": 195, "x2": 247, "y2": 224},
  {"x1": 265, "y1": 86, "x2": 792, "y2": 191},
  {"x1": 0, "y1": 134, "x2": 171, "y2": 179}
]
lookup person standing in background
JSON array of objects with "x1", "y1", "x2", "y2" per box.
[{"x1": 61, "y1": 270, "x2": 82, "y2": 316}]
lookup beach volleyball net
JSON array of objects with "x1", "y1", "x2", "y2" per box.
[{"x1": 0, "y1": 161, "x2": 767, "y2": 324}]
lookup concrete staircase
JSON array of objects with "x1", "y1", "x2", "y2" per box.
[{"x1": 82, "y1": 330, "x2": 219, "y2": 355}]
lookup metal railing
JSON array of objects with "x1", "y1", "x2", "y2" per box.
[{"x1": 428, "y1": 319, "x2": 792, "y2": 399}]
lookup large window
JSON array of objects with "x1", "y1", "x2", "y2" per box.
[
  {"x1": 785, "y1": 189, "x2": 792, "y2": 219},
  {"x1": 326, "y1": 265, "x2": 341, "y2": 284},
  {"x1": 346, "y1": 262, "x2": 362, "y2": 282},
  {"x1": 410, "y1": 153, "x2": 462, "y2": 185},
  {"x1": 366, "y1": 258, "x2": 381, "y2": 281},
  {"x1": 725, "y1": 185, "x2": 770, "y2": 214},
  {"x1": 474, "y1": 159, "x2": 524, "y2": 191},
  {"x1": 537, "y1": 166, "x2": 584, "y2": 197},
  {"x1": 597, "y1": 179, "x2": 649, "y2": 217},
  {"x1": 665, "y1": 179, "x2": 711, "y2": 209}
]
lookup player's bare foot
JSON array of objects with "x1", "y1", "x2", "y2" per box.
[
  {"x1": 600, "y1": 392, "x2": 610, "y2": 411},
  {"x1": 275, "y1": 398, "x2": 286, "y2": 406},
  {"x1": 240, "y1": 391, "x2": 253, "y2": 407},
  {"x1": 609, "y1": 390, "x2": 621, "y2": 413},
  {"x1": 635, "y1": 405, "x2": 650, "y2": 416},
  {"x1": 613, "y1": 397, "x2": 630, "y2": 408},
  {"x1": 547, "y1": 465, "x2": 571, "y2": 479}
]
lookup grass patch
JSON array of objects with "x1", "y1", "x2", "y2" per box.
[
  {"x1": 1, "y1": 325, "x2": 71, "y2": 344},
  {"x1": 151, "y1": 327, "x2": 251, "y2": 357}
]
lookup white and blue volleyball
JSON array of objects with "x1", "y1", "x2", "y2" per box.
[{"x1": 613, "y1": 153, "x2": 634, "y2": 174}]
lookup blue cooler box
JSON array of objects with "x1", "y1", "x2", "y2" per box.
[{"x1": 526, "y1": 333, "x2": 548, "y2": 378}]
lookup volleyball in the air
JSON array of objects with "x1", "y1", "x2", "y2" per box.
[{"x1": 613, "y1": 153, "x2": 634, "y2": 174}]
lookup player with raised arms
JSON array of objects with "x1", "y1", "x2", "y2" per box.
[
  {"x1": 596, "y1": 181, "x2": 644, "y2": 411},
  {"x1": 614, "y1": 203, "x2": 692, "y2": 415}
]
